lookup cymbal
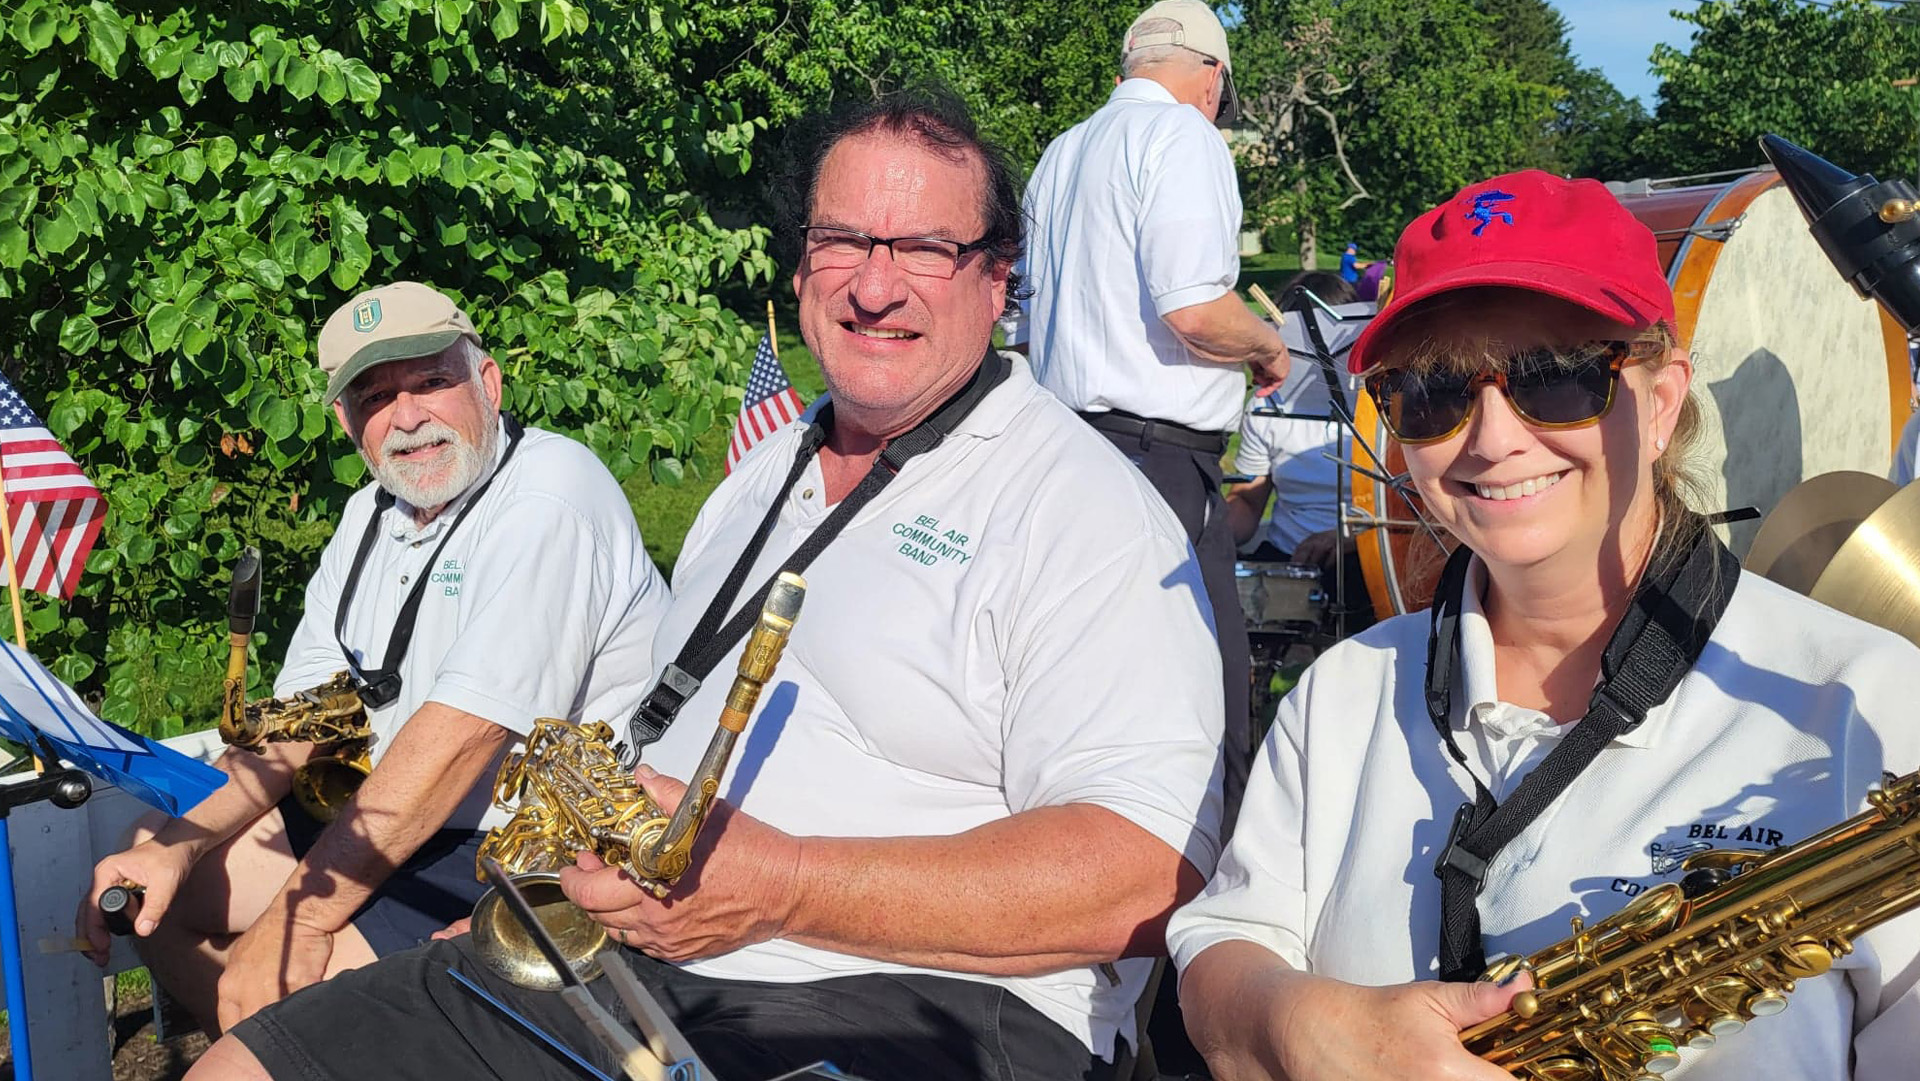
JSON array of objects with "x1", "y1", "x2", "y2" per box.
[
  {"x1": 1745, "y1": 470, "x2": 1897, "y2": 595},
  {"x1": 1810, "y1": 481, "x2": 1920, "y2": 647}
]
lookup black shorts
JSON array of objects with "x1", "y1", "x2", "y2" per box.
[
  {"x1": 232, "y1": 934, "x2": 1110, "y2": 1081},
  {"x1": 277, "y1": 794, "x2": 487, "y2": 957}
]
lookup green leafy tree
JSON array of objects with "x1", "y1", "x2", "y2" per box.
[
  {"x1": 1553, "y1": 66, "x2": 1653, "y2": 181},
  {"x1": 0, "y1": 0, "x2": 773, "y2": 735},
  {"x1": 1231, "y1": 0, "x2": 1558, "y2": 261},
  {"x1": 618, "y1": 0, "x2": 1139, "y2": 206},
  {"x1": 1474, "y1": 0, "x2": 1652, "y2": 179},
  {"x1": 1638, "y1": 0, "x2": 1920, "y2": 180}
]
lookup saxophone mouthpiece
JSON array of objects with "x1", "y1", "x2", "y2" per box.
[{"x1": 228, "y1": 547, "x2": 262, "y2": 638}]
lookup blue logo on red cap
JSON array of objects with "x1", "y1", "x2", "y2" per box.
[{"x1": 1464, "y1": 191, "x2": 1516, "y2": 236}]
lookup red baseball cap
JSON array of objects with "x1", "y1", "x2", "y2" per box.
[{"x1": 1348, "y1": 170, "x2": 1676, "y2": 373}]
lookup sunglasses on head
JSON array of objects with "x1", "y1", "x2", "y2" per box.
[{"x1": 1363, "y1": 340, "x2": 1654, "y2": 445}]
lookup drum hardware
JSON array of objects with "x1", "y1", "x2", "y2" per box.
[
  {"x1": 1249, "y1": 408, "x2": 1336, "y2": 422},
  {"x1": 1648, "y1": 215, "x2": 1747, "y2": 245},
  {"x1": 1248, "y1": 281, "x2": 1450, "y2": 636},
  {"x1": 1341, "y1": 507, "x2": 1429, "y2": 532}
]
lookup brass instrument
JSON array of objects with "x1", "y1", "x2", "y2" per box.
[
  {"x1": 1465, "y1": 768, "x2": 1920, "y2": 1079},
  {"x1": 215, "y1": 549, "x2": 374, "y2": 823},
  {"x1": 471, "y1": 571, "x2": 807, "y2": 990}
]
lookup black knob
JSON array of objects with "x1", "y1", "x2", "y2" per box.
[
  {"x1": 1680, "y1": 866, "x2": 1732, "y2": 900},
  {"x1": 51, "y1": 773, "x2": 90, "y2": 809},
  {"x1": 99, "y1": 884, "x2": 144, "y2": 937}
]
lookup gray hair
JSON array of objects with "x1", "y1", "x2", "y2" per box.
[
  {"x1": 1121, "y1": 18, "x2": 1207, "y2": 77},
  {"x1": 444, "y1": 336, "x2": 488, "y2": 381}
]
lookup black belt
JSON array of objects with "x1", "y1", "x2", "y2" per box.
[{"x1": 1077, "y1": 410, "x2": 1228, "y2": 456}]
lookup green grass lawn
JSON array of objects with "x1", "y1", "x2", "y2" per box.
[{"x1": 626, "y1": 255, "x2": 1333, "y2": 574}]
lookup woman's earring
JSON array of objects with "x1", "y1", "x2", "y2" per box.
[{"x1": 1655, "y1": 436, "x2": 1668, "y2": 452}]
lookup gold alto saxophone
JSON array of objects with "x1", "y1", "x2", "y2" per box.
[
  {"x1": 216, "y1": 548, "x2": 374, "y2": 823},
  {"x1": 469, "y1": 571, "x2": 808, "y2": 990},
  {"x1": 1464, "y1": 767, "x2": 1920, "y2": 1079}
]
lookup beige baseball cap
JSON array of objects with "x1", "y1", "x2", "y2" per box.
[
  {"x1": 1124, "y1": 0, "x2": 1240, "y2": 126},
  {"x1": 316, "y1": 281, "x2": 482, "y2": 405}
]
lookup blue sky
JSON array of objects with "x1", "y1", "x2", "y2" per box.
[{"x1": 1555, "y1": 0, "x2": 1697, "y2": 104}]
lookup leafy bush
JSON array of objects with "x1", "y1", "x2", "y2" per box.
[{"x1": 0, "y1": 0, "x2": 771, "y2": 734}]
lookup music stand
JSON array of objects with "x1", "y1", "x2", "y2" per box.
[
  {"x1": 0, "y1": 641, "x2": 223, "y2": 1081},
  {"x1": 1248, "y1": 286, "x2": 1447, "y2": 636}
]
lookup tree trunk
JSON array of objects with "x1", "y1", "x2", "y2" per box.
[{"x1": 1295, "y1": 177, "x2": 1318, "y2": 268}]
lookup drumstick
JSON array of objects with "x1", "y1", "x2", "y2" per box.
[
  {"x1": 39, "y1": 936, "x2": 94, "y2": 954},
  {"x1": 1247, "y1": 283, "x2": 1287, "y2": 325}
]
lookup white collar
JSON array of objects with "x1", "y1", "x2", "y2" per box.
[
  {"x1": 1109, "y1": 77, "x2": 1179, "y2": 107},
  {"x1": 1454, "y1": 557, "x2": 1667, "y2": 749}
]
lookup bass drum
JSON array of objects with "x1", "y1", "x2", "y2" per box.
[{"x1": 1352, "y1": 170, "x2": 1912, "y2": 617}]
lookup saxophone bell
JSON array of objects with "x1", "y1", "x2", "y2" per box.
[{"x1": 468, "y1": 871, "x2": 609, "y2": 991}]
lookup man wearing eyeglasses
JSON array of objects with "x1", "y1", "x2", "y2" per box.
[
  {"x1": 1021, "y1": 0, "x2": 1291, "y2": 841},
  {"x1": 187, "y1": 91, "x2": 1225, "y2": 1081}
]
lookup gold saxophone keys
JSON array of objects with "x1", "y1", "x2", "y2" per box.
[
  {"x1": 1463, "y1": 769, "x2": 1920, "y2": 1079},
  {"x1": 470, "y1": 572, "x2": 808, "y2": 989}
]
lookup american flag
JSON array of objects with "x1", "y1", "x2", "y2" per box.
[
  {"x1": 726, "y1": 334, "x2": 806, "y2": 473},
  {"x1": 0, "y1": 373, "x2": 104, "y2": 600}
]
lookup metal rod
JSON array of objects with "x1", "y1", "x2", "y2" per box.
[{"x1": 0, "y1": 814, "x2": 32, "y2": 1081}]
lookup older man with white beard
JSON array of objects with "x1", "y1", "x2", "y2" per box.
[{"x1": 79, "y1": 281, "x2": 671, "y2": 1036}]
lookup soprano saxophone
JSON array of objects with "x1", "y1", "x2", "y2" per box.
[
  {"x1": 469, "y1": 572, "x2": 807, "y2": 990},
  {"x1": 1463, "y1": 768, "x2": 1920, "y2": 1080},
  {"x1": 215, "y1": 548, "x2": 373, "y2": 823}
]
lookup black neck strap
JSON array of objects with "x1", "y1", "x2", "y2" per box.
[
  {"x1": 622, "y1": 351, "x2": 1012, "y2": 758},
  {"x1": 1427, "y1": 518, "x2": 1741, "y2": 982},
  {"x1": 334, "y1": 415, "x2": 526, "y2": 709}
]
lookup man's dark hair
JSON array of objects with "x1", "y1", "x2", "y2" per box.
[
  {"x1": 1283, "y1": 270, "x2": 1359, "y2": 307},
  {"x1": 775, "y1": 88, "x2": 1027, "y2": 311}
]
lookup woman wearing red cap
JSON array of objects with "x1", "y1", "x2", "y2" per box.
[{"x1": 1166, "y1": 171, "x2": 1920, "y2": 1080}]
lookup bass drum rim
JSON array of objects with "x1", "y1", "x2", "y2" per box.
[{"x1": 1351, "y1": 390, "x2": 1455, "y2": 620}]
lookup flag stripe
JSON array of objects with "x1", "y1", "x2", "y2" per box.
[
  {"x1": 12, "y1": 500, "x2": 53, "y2": 596},
  {"x1": 0, "y1": 375, "x2": 104, "y2": 601},
  {"x1": 56, "y1": 501, "x2": 103, "y2": 598}
]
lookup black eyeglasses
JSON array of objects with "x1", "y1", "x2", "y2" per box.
[
  {"x1": 801, "y1": 226, "x2": 992, "y2": 280},
  {"x1": 1363, "y1": 341, "x2": 1655, "y2": 445}
]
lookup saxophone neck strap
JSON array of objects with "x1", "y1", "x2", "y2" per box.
[
  {"x1": 1428, "y1": 518, "x2": 1741, "y2": 982},
  {"x1": 334, "y1": 415, "x2": 526, "y2": 710},
  {"x1": 622, "y1": 351, "x2": 1011, "y2": 758}
]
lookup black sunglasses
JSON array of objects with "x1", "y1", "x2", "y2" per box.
[{"x1": 1363, "y1": 341, "x2": 1654, "y2": 445}]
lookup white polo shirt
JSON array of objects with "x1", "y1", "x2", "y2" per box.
[
  {"x1": 1167, "y1": 562, "x2": 1920, "y2": 1079},
  {"x1": 1234, "y1": 305, "x2": 1372, "y2": 553},
  {"x1": 274, "y1": 420, "x2": 670, "y2": 831},
  {"x1": 1021, "y1": 78, "x2": 1246, "y2": 432},
  {"x1": 645, "y1": 357, "x2": 1225, "y2": 1059}
]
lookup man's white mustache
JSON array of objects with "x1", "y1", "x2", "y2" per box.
[{"x1": 383, "y1": 422, "x2": 461, "y2": 458}]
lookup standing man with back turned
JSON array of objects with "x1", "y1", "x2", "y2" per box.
[{"x1": 1022, "y1": 0, "x2": 1290, "y2": 826}]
